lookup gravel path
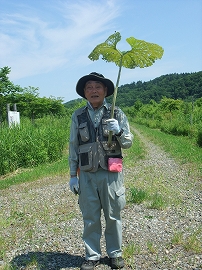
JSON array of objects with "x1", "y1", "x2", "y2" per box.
[{"x1": 1, "y1": 126, "x2": 201, "y2": 270}]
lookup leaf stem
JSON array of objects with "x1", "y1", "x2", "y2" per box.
[{"x1": 108, "y1": 57, "x2": 123, "y2": 146}]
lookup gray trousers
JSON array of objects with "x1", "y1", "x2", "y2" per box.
[{"x1": 78, "y1": 168, "x2": 126, "y2": 260}]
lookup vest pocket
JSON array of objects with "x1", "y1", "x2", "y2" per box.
[
  {"x1": 78, "y1": 144, "x2": 93, "y2": 171},
  {"x1": 79, "y1": 122, "x2": 89, "y2": 142}
]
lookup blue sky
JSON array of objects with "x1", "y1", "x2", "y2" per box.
[{"x1": 1, "y1": 0, "x2": 202, "y2": 102}]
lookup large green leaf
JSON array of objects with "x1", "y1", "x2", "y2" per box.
[
  {"x1": 123, "y1": 37, "x2": 164, "y2": 68},
  {"x1": 88, "y1": 32, "x2": 123, "y2": 66},
  {"x1": 88, "y1": 32, "x2": 164, "y2": 69}
]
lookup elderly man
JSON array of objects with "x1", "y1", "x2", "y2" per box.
[{"x1": 69, "y1": 72, "x2": 133, "y2": 270}]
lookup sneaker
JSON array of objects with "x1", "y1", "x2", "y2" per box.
[
  {"x1": 80, "y1": 259, "x2": 100, "y2": 270},
  {"x1": 110, "y1": 256, "x2": 124, "y2": 269}
]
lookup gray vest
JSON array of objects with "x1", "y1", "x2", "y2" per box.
[{"x1": 76, "y1": 106, "x2": 122, "y2": 172}]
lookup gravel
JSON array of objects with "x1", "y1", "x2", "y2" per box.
[{"x1": 0, "y1": 127, "x2": 201, "y2": 269}]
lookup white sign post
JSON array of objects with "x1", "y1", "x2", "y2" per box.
[
  {"x1": 8, "y1": 111, "x2": 20, "y2": 127},
  {"x1": 7, "y1": 104, "x2": 20, "y2": 127}
]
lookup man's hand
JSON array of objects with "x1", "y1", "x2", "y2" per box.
[
  {"x1": 69, "y1": 177, "x2": 79, "y2": 195},
  {"x1": 106, "y1": 118, "x2": 120, "y2": 135}
]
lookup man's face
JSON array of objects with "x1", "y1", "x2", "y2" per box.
[{"x1": 84, "y1": 80, "x2": 107, "y2": 109}]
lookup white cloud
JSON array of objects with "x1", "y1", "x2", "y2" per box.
[{"x1": 0, "y1": 0, "x2": 120, "y2": 80}]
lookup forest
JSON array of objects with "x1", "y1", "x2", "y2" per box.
[{"x1": 65, "y1": 71, "x2": 202, "y2": 108}]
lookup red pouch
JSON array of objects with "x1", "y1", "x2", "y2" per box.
[{"x1": 108, "y1": 158, "x2": 123, "y2": 172}]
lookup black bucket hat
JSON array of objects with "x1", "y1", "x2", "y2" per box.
[{"x1": 76, "y1": 72, "x2": 115, "y2": 99}]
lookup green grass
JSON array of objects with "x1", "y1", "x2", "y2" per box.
[
  {"x1": 122, "y1": 242, "x2": 141, "y2": 269},
  {"x1": 133, "y1": 122, "x2": 202, "y2": 169},
  {"x1": 171, "y1": 228, "x2": 202, "y2": 253},
  {"x1": 148, "y1": 192, "x2": 167, "y2": 210},
  {"x1": 127, "y1": 187, "x2": 167, "y2": 210},
  {"x1": 0, "y1": 116, "x2": 71, "y2": 176},
  {"x1": 171, "y1": 231, "x2": 184, "y2": 245},
  {"x1": 147, "y1": 241, "x2": 157, "y2": 254},
  {"x1": 0, "y1": 156, "x2": 69, "y2": 190},
  {"x1": 128, "y1": 187, "x2": 148, "y2": 204},
  {"x1": 122, "y1": 130, "x2": 146, "y2": 166}
]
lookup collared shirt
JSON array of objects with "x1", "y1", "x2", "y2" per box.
[
  {"x1": 69, "y1": 100, "x2": 133, "y2": 175},
  {"x1": 87, "y1": 99, "x2": 109, "y2": 128}
]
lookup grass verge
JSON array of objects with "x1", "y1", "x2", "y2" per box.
[
  {"x1": 0, "y1": 156, "x2": 69, "y2": 190},
  {"x1": 133, "y1": 123, "x2": 202, "y2": 170}
]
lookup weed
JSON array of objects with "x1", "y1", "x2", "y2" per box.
[
  {"x1": 144, "y1": 215, "x2": 153, "y2": 219},
  {"x1": 128, "y1": 187, "x2": 148, "y2": 204},
  {"x1": 147, "y1": 241, "x2": 157, "y2": 253},
  {"x1": 171, "y1": 228, "x2": 202, "y2": 253},
  {"x1": 183, "y1": 229, "x2": 202, "y2": 253},
  {"x1": 123, "y1": 242, "x2": 141, "y2": 258},
  {"x1": 171, "y1": 231, "x2": 183, "y2": 245},
  {"x1": 149, "y1": 192, "x2": 167, "y2": 210},
  {"x1": 123, "y1": 242, "x2": 140, "y2": 270}
]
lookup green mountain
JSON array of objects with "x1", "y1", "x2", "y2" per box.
[{"x1": 65, "y1": 71, "x2": 202, "y2": 108}]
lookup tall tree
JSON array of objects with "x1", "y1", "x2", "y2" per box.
[{"x1": 0, "y1": 66, "x2": 22, "y2": 95}]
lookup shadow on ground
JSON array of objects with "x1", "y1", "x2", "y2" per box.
[
  {"x1": 10, "y1": 252, "x2": 110, "y2": 269},
  {"x1": 10, "y1": 252, "x2": 82, "y2": 269}
]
